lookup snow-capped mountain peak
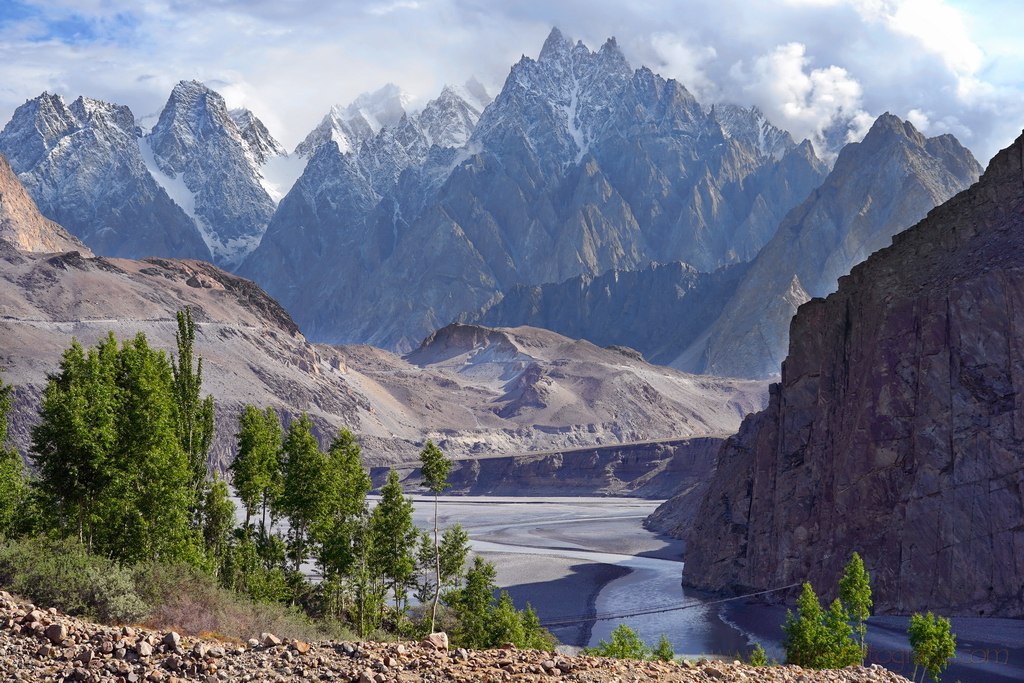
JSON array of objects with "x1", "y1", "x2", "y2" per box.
[
  {"x1": 295, "y1": 84, "x2": 414, "y2": 158},
  {"x1": 146, "y1": 80, "x2": 277, "y2": 267}
]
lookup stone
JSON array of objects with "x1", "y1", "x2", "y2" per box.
[
  {"x1": 45, "y1": 623, "x2": 67, "y2": 644},
  {"x1": 260, "y1": 633, "x2": 282, "y2": 648},
  {"x1": 420, "y1": 632, "x2": 448, "y2": 651},
  {"x1": 291, "y1": 640, "x2": 309, "y2": 654},
  {"x1": 136, "y1": 641, "x2": 153, "y2": 657}
]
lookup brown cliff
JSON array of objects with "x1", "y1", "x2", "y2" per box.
[{"x1": 679, "y1": 129, "x2": 1024, "y2": 617}]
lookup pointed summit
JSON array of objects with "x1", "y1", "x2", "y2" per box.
[
  {"x1": 146, "y1": 80, "x2": 276, "y2": 266},
  {"x1": 539, "y1": 26, "x2": 573, "y2": 62}
]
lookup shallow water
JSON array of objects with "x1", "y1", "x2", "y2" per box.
[
  {"x1": 411, "y1": 496, "x2": 1024, "y2": 683},
  {"x1": 410, "y1": 496, "x2": 751, "y2": 656}
]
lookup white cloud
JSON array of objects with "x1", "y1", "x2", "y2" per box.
[
  {"x1": 0, "y1": 0, "x2": 1019, "y2": 163},
  {"x1": 650, "y1": 35, "x2": 718, "y2": 101},
  {"x1": 729, "y1": 42, "x2": 869, "y2": 155}
]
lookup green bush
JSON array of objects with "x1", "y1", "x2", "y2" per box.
[
  {"x1": 652, "y1": 634, "x2": 675, "y2": 662},
  {"x1": 748, "y1": 642, "x2": 769, "y2": 667},
  {"x1": 585, "y1": 624, "x2": 651, "y2": 660},
  {"x1": 0, "y1": 536, "x2": 148, "y2": 623}
]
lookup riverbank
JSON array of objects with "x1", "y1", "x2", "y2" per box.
[{"x1": 0, "y1": 589, "x2": 915, "y2": 683}]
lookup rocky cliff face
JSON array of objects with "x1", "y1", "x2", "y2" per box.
[
  {"x1": 241, "y1": 28, "x2": 829, "y2": 349},
  {"x1": 679, "y1": 129, "x2": 1024, "y2": 617},
  {"x1": 0, "y1": 93, "x2": 211, "y2": 261},
  {"x1": 679, "y1": 114, "x2": 982, "y2": 378},
  {"x1": 0, "y1": 153, "x2": 88, "y2": 255},
  {"x1": 146, "y1": 81, "x2": 279, "y2": 267}
]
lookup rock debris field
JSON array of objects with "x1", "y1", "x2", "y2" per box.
[{"x1": 0, "y1": 592, "x2": 912, "y2": 682}]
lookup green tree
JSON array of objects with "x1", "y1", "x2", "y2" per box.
[
  {"x1": 652, "y1": 634, "x2": 674, "y2": 662},
  {"x1": 439, "y1": 523, "x2": 470, "y2": 592},
  {"x1": 170, "y1": 308, "x2": 215, "y2": 507},
  {"x1": 489, "y1": 591, "x2": 526, "y2": 646},
  {"x1": 452, "y1": 555, "x2": 497, "y2": 648},
  {"x1": 350, "y1": 509, "x2": 386, "y2": 637},
  {"x1": 278, "y1": 414, "x2": 326, "y2": 572},
  {"x1": 109, "y1": 333, "x2": 200, "y2": 564},
  {"x1": 368, "y1": 470, "x2": 418, "y2": 615},
  {"x1": 201, "y1": 475, "x2": 237, "y2": 572},
  {"x1": 0, "y1": 372, "x2": 27, "y2": 538},
  {"x1": 519, "y1": 604, "x2": 555, "y2": 651},
  {"x1": 231, "y1": 405, "x2": 283, "y2": 534},
  {"x1": 586, "y1": 624, "x2": 650, "y2": 660},
  {"x1": 839, "y1": 552, "x2": 872, "y2": 659},
  {"x1": 909, "y1": 612, "x2": 956, "y2": 682},
  {"x1": 315, "y1": 429, "x2": 372, "y2": 580},
  {"x1": 748, "y1": 643, "x2": 769, "y2": 667},
  {"x1": 419, "y1": 439, "x2": 451, "y2": 633},
  {"x1": 783, "y1": 582, "x2": 861, "y2": 669},
  {"x1": 783, "y1": 582, "x2": 826, "y2": 667},
  {"x1": 821, "y1": 598, "x2": 862, "y2": 668},
  {"x1": 31, "y1": 336, "x2": 119, "y2": 547}
]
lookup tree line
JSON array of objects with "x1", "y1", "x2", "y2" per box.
[{"x1": 0, "y1": 311, "x2": 551, "y2": 648}]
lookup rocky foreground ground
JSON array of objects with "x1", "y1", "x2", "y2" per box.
[{"x1": 0, "y1": 592, "x2": 910, "y2": 682}]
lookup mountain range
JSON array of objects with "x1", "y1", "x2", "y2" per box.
[
  {"x1": 0, "y1": 146, "x2": 763, "y2": 472},
  {"x1": 477, "y1": 114, "x2": 981, "y2": 377},
  {"x1": 0, "y1": 27, "x2": 984, "y2": 382}
]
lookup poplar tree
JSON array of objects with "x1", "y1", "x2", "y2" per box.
[
  {"x1": 0, "y1": 371, "x2": 26, "y2": 538},
  {"x1": 278, "y1": 414, "x2": 326, "y2": 572},
  {"x1": 419, "y1": 439, "x2": 451, "y2": 632},
  {"x1": 783, "y1": 582, "x2": 826, "y2": 667},
  {"x1": 315, "y1": 429, "x2": 371, "y2": 579},
  {"x1": 368, "y1": 470, "x2": 417, "y2": 614},
  {"x1": 909, "y1": 612, "x2": 956, "y2": 682},
  {"x1": 452, "y1": 555, "x2": 497, "y2": 648},
  {"x1": 171, "y1": 307, "x2": 215, "y2": 506},
  {"x1": 109, "y1": 333, "x2": 199, "y2": 564},
  {"x1": 202, "y1": 474, "x2": 237, "y2": 572},
  {"x1": 839, "y1": 551, "x2": 873, "y2": 659},
  {"x1": 231, "y1": 405, "x2": 283, "y2": 534},
  {"x1": 31, "y1": 336, "x2": 118, "y2": 547}
]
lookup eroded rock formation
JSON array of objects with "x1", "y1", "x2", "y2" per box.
[{"x1": 679, "y1": 130, "x2": 1024, "y2": 617}]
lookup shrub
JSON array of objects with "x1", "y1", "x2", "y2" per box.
[
  {"x1": 748, "y1": 643, "x2": 769, "y2": 667},
  {"x1": 585, "y1": 624, "x2": 650, "y2": 660},
  {"x1": 133, "y1": 561, "x2": 342, "y2": 642},
  {"x1": 0, "y1": 536, "x2": 148, "y2": 623},
  {"x1": 652, "y1": 634, "x2": 675, "y2": 662}
]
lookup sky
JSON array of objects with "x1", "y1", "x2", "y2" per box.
[{"x1": 0, "y1": 0, "x2": 1020, "y2": 164}]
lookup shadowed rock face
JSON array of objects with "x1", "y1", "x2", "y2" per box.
[{"x1": 678, "y1": 129, "x2": 1024, "y2": 617}]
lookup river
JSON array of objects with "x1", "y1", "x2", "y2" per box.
[{"x1": 410, "y1": 496, "x2": 1024, "y2": 683}]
